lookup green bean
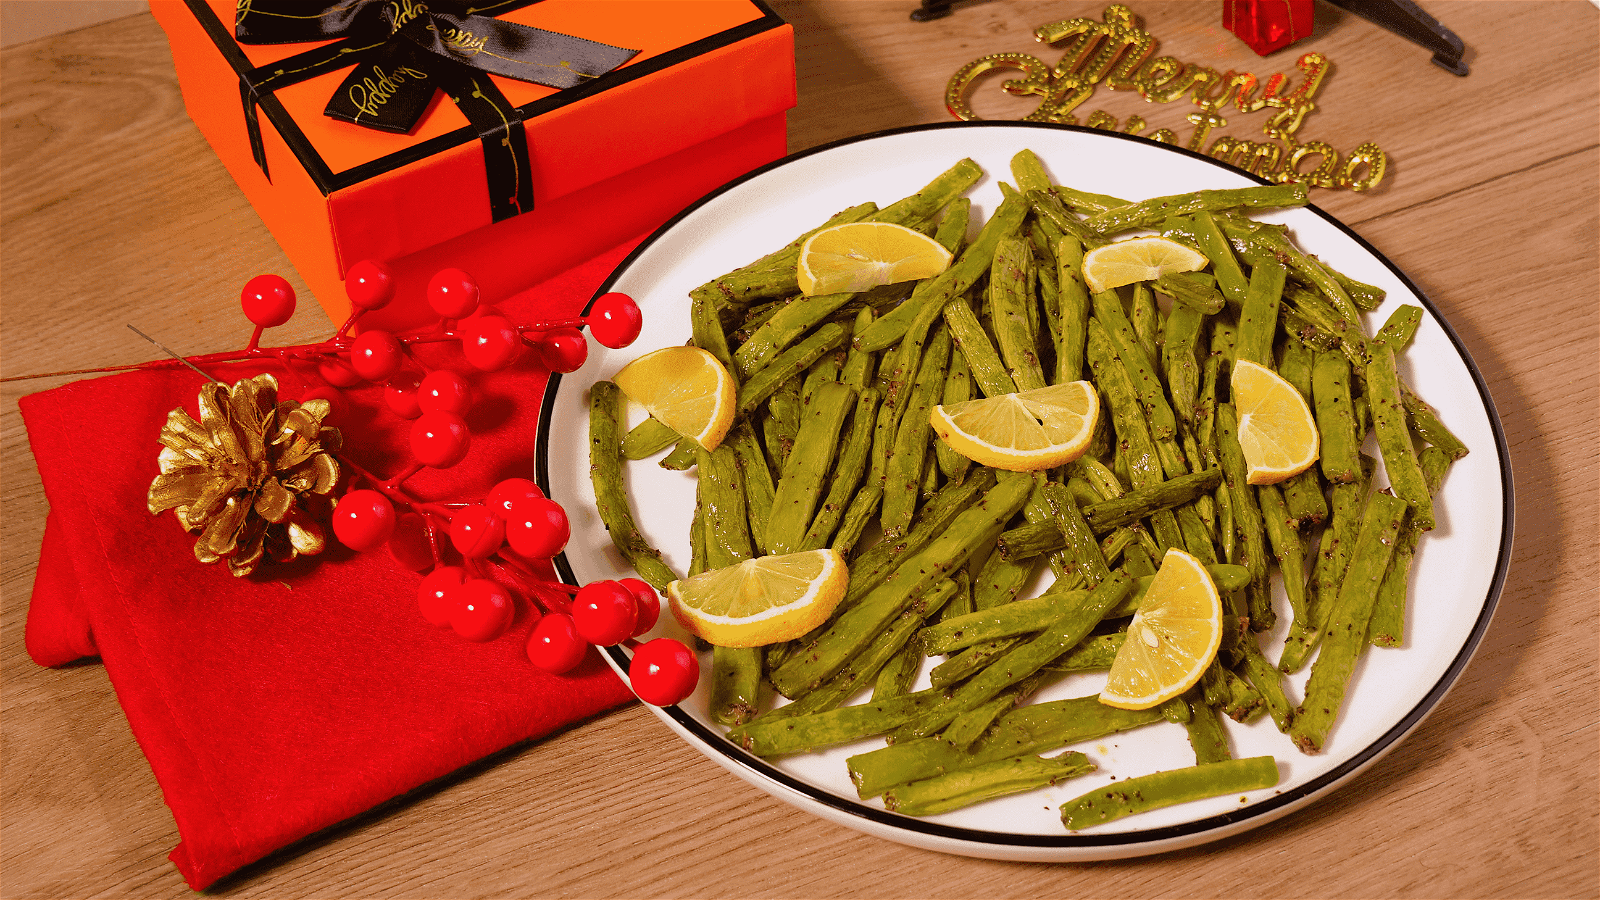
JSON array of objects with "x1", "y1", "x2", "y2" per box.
[
  {"x1": 921, "y1": 587, "x2": 1089, "y2": 655},
  {"x1": 1043, "y1": 480, "x2": 1112, "y2": 585},
  {"x1": 935, "y1": 346, "x2": 975, "y2": 482},
  {"x1": 588, "y1": 381, "x2": 679, "y2": 590},
  {"x1": 882, "y1": 326, "x2": 953, "y2": 538},
  {"x1": 763, "y1": 373, "x2": 803, "y2": 469},
  {"x1": 1162, "y1": 304, "x2": 1205, "y2": 427},
  {"x1": 1041, "y1": 632, "x2": 1125, "y2": 673},
  {"x1": 830, "y1": 481, "x2": 884, "y2": 558},
  {"x1": 1281, "y1": 283, "x2": 1370, "y2": 367},
  {"x1": 1311, "y1": 349, "x2": 1363, "y2": 484},
  {"x1": 1370, "y1": 446, "x2": 1452, "y2": 647},
  {"x1": 1235, "y1": 256, "x2": 1287, "y2": 367},
  {"x1": 1291, "y1": 491, "x2": 1409, "y2": 753},
  {"x1": 1402, "y1": 385, "x2": 1470, "y2": 460},
  {"x1": 1366, "y1": 342, "x2": 1434, "y2": 530},
  {"x1": 839, "y1": 307, "x2": 879, "y2": 390},
  {"x1": 621, "y1": 416, "x2": 680, "y2": 460},
  {"x1": 690, "y1": 202, "x2": 877, "y2": 307},
  {"x1": 799, "y1": 388, "x2": 883, "y2": 552},
  {"x1": 698, "y1": 443, "x2": 754, "y2": 566},
  {"x1": 1027, "y1": 188, "x2": 1109, "y2": 250},
  {"x1": 768, "y1": 473, "x2": 1035, "y2": 697},
  {"x1": 1279, "y1": 457, "x2": 1374, "y2": 672},
  {"x1": 764, "y1": 382, "x2": 857, "y2": 555},
  {"x1": 943, "y1": 296, "x2": 1019, "y2": 398},
  {"x1": 989, "y1": 236, "x2": 1047, "y2": 391},
  {"x1": 1190, "y1": 211, "x2": 1249, "y2": 306},
  {"x1": 1060, "y1": 756, "x2": 1279, "y2": 830},
  {"x1": 1276, "y1": 339, "x2": 1328, "y2": 526},
  {"x1": 710, "y1": 646, "x2": 763, "y2": 726},
  {"x1": 659, "y1": 436, "x2": 699, "y2": 471},
  {"x1": 871, "y1": 158, "x2": 984, "y2": 227},
  {"x1": 733, "y1": 292, "x2": 857, "y2": 378},
  {"x1": 844, "y1": 469, "x2": 997, "y2": 607},
  {"x1": 1010, "y1": 148, "x2": 1054, "y2": 193},
  {"x1": 1258, "y1": 483, "x2": 1309, "y2": 626},
  {"x1": 727, "y1": 422, "x2": 776, "y2": 554},
  {"x1": 1239, "y1": 636, "x2": 1294, "y2": 732},
  {"x1": 731, "y1": 688, "x2": 945, "y2": 757},
  {"x1": 941, "y1": 675, "x2": 1046, "y2": 751},
  {"x1": 1373, "y1": 304, "x2": 1423, "y2": 350},
  {"x1": 1215, "y1": 403, "x2": 1273, "y2": 631},
  {"x1": 1155, "y1": 271, "x2": 1225, "y2": 316},
  {"x1": 1087, "y1": 322, "x2": 1186, "y2": 554},
  {"x1": 854, "y1": 192, "x2": 1030, "y2": 352},
  {"x1": 737, "y1": 322, "x2": 851, "y2": 418},
  {"x1": 1084, "y1": 184, "x2": 1308, "y2": 235},
  {"x1": 887, "y1": 752, "x2": 1096, "y2": 817},
  {"x1": 1183, "y1": 692, "x2": 1232, "y2": 764},
  {"x1": 847, "y1": 695, "x2": 1162, "y2": 799},
  {"x1": 1131, "y1": 283, "x2": 1162, "y2": 375},
  {"x1": 898, "y1": 571, "x2": 1133, "y2": 739},
  {"x1": 874, "y1": 628, "x2": 927, "y2": 702},
  {"x1": 929, "y1": 636, "x2": 1022, "y2": 689}
]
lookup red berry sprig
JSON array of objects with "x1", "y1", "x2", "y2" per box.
[{"x1": 208, "y1": 261, "x2": 700, "y2": 706}]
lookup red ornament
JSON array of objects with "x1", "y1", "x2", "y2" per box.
[
  {"x1": 449, "y1": 503, "x2": 506, "y2": 558},
  {"x1": 332, "y1": 489, "x2": 397, "y2": 551},
  {"x1": 571, "y1": 580, "x2": 638, "y2": 646},
  {"x1": 350, "y1": 329, "x2": 404, "y2": 381},
  {"x1": 240, "y1": 274, "x2": 297, "y2": 328},
  {"x1": 418, "y1": 565, "x2": 467, "y2": 627},
  {"x1": 427, "y1": 267, "x2": 481, "y2": 319},
  {"x1": 417, "y1": 370, "x2": 472, "y2": 416},
  {"x1": 538, "y1": 326, "x2": 589, "y2": 374},
  {"x1": 1223, "y1": 0, "x2": 1314, "y2": 56},
  {"x1": 526, "y1": 613, "x2": 588, "y2": 674},
  {"x1": 487, "y1": 477, "x2": 543, "y2": 516},
  {"x1": 628, "y1": 638, "x2": 700, "y2": 706},
  {"x1": 387, "y1": 511, "x2": 436, "y2": 571},
  {"x1": 345, "y1": 259, "x2": 395, "y2": 311},
  {"x1": 450, "y1": 578, "x2": 515, "y2": 642},
  {"x1": 504, "y1": 495, "x2": 569, "y2": 559},
  {"x1": 588, "y1": 293, "x2": 643, "y2": 349},
  {"x1": 618, "y1": 577, "x2": 661, "y2": 637},
  {"x1": 409, "y1": 411, "x2": 471, "y2": 468},
  {"x1": 460, "y1": 313, "x2": 522, "y2": 372},
  {"x1": 384, "y1": 371, "x2": 424, "y2": 419}
]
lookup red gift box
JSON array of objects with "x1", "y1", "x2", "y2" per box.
[
  {"x1": 1223, "y1": 0, "x2": 1316, "y2": 55},
  {"x1": 150, "y1": 0, "x2": 795, "y2": 330}
]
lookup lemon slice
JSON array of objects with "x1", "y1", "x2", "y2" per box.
[
  {"x1": 1232, "y1": 358, "x2": 1320, "y2": 485},
  {"x1": 612, "y1": 346, "x2": 736, "y2": 452},
  {"x1": 796, "y1": 221, "x2": 953, "y2": 296},
  {"x1": 667, "y1": 549, "x2": 849, "y2": 648},
  {"x1": 1081, "y1": 236, "x2": 1208, "y2": 294},
  {"x1": 1100, "y1": 549, "x2": 1223, "y2": 710},
  {"x1": 929, "y1": 381, "x2": 1100, "y2": 471}
]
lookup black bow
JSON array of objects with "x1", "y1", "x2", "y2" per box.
[{"x1": 235, "y1": 0, "x2": 639, "y2": 220}]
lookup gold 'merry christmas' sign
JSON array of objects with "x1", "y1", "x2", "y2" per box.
[{"x1": 946, "y1": 5, "x2": 1386, "y2": 191}]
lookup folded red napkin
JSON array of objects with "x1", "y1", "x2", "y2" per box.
[{"x1": 21, "y1": 241, "x2": 641, "y2": 890}]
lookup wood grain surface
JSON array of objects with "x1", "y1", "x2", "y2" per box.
[{"x1": 3, "y1": 2, "x2": 1596, "y2": 897}]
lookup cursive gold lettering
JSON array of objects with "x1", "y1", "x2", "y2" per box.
[
  {"x1": 386, "y1": 0, "x2": 428, "y2": 35},
  {"x1": 347, "y1": 63, "x2": 429, "y2": 120}
]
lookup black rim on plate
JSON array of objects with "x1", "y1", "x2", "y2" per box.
[{"x1": 536, "y1": 121, "x2": 1515, "y2": 852}]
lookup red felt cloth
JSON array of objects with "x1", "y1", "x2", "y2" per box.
[{"x1": 20, "y1": 240, "x2": 642, "y2": 890}]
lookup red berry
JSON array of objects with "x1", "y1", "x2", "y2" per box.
[
  {"x1": 504, "y1": 495, "x2": 569, "y2": 558},
  {"x1": 588, "y1": 292, "x2": 642, "y2": 349},
  {"x1": 537, "y1": 326, "x2": 588, "y2": 374},
  {"x1": 526, "y1": 613, "x2": 588, "y2": 674},
  {"x1": 332, "y1": 489, "x2": 396, "y2": 551},
  {"x1": 384, "y1": 371, "x2": 424, "y2": 419},
  {"x1": 428, "y1": 267, "x2": 480, "y2": 319},
  {"x1": 618, "y1": 577, "x2": 661, "y2": 637},
  {"x1": 318, "y1": 357, "x2": 363, "y2": 388},
  {"x1": 450, "y1": 578, "x2": 514, "y2": 642},
  {"x1": 418, "y1": 565, "x2": 467, "y2": 627},
  {"x1": 571, "y1": 580, "x2": 638, "y2": 646},
  {"x1": 345, "y1": 259, "x2": 395, "y2": 311},
  {"x1": 299, "y1": 385, "x2": 347, "y2": 422},
  {"x1": 487, "y1": 477, "x2": 543, "y2": 517},
  {"x1": 449, "y1": 503, "x2": 506, "y2": 558},
  {"x1": 387, "y1": 511, "x2": 436, "y2": 571},
  {"x1": 417, "y1": 369, "x2": 472, "y2": 416},
  {"x1": 461, "y1": 313, "x2": 522, "y2": 371},
  {"x1": 241, "y1": 274, "x2": 296, "y2": 328},
  {"x1": 628, "y1": 638, "x2": 700, "y2": 706},
  {"x1": 410, "y1": 411, "x2": 471, "y2": 468},
  {"x1": 350, "y1": 329, "x2": 405, "y2": 381}
]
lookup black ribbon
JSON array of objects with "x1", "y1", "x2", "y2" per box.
[{"x1": 234, "y1": 0, "x2": 639, "y2": 220}]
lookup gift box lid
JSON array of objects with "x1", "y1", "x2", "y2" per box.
[{"x1": 163, "y1": 0, "x2": 795, "y2": 271}]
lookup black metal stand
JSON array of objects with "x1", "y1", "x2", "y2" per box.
[
  {"x1": 1326, "y1": 0, "x2": 1469, "y2": 75},
  {"x1": 910, "y1": 0, "x2": 954, "y2": 22}
]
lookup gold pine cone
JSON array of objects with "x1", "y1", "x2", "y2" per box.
[{"x1": 147, "y1": 373, "x2": 343, "y2": 576}]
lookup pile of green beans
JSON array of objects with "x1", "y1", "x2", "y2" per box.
[{"x1": 587, "y1": 149, "x2": 1468, "y2": 830}]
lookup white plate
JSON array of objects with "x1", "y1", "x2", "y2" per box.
[{"x1": 537, "y1": 123, "x2": 1512, "y2": 861}]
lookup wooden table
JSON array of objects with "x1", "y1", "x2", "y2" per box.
[{"x1": 4, "y1": 2, "x2": 1596, "y2": 896}]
